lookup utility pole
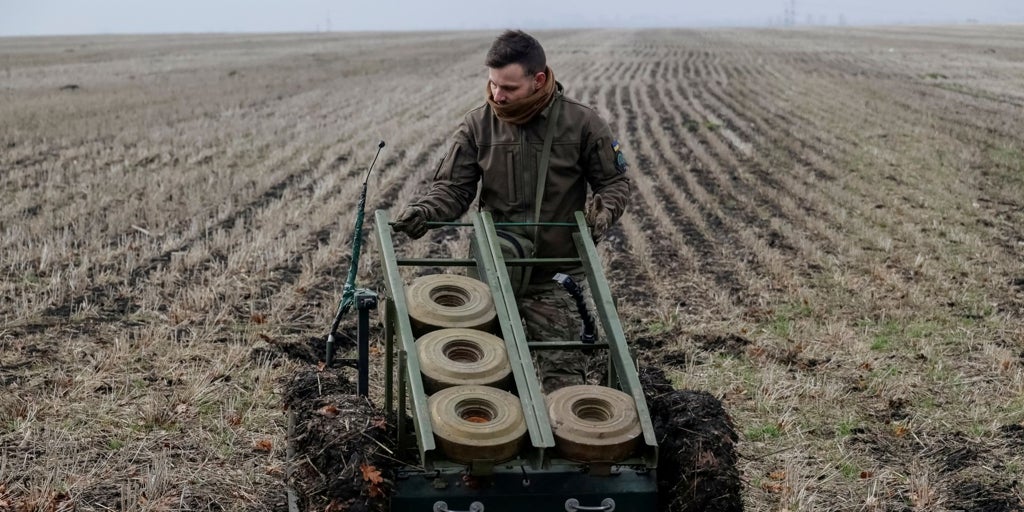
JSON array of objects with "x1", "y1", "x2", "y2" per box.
[{"x1": 783, "y1": 0, "x2": 797, "y2": 27}]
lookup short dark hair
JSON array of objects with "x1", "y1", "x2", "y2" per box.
[{"x1": 485, "y1": 30, "x2": 546, "y2": 76}]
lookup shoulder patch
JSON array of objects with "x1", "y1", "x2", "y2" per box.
[{"x1": 612, "y1": 139, "x2": 629, "y2": 174}]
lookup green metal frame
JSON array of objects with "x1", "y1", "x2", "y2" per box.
[
  {"x1": 391, "y1": 464, "x2": 657, "y2": 512},
  {"x1": 572, "y1": 211, "x2": 658, "y2": 466},
  {"x1": 374, "y1": 209, "x2": 658, "y2": 471}
]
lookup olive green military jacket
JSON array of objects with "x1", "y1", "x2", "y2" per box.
[{"x1": 409, "y1": 84, "x2": 631, "y2": 264}]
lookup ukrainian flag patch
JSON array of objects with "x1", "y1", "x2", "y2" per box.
[{"x1": 612, "y1": 139, "x2": 628, "y2": 174}]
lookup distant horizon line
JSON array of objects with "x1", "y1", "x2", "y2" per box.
[{"x1": 3, "y1": 19, "x2": 1023, "y2": 39}]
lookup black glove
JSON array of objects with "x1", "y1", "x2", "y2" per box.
[
  {"x1": 392, "y1": 206, "x2": 428, "y2": 239},
  {"x1": 585, "y1": 195, "x2": 614, "y2": 242}
]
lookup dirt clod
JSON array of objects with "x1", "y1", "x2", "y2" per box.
[
  {"x1": 640, "y1": 367, "x2": 743, "y2": 512},
  {"x1": 281, "y1": 367, "x2": 393, "y2": 511}
]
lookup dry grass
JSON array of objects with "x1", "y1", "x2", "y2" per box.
[{"x1": 2, "y1": 26, "x2": 1023, "y2": 511}]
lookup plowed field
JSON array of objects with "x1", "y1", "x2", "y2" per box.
[{"x1": 2, "y1": 26, "x2": 1023, "y2": 511}]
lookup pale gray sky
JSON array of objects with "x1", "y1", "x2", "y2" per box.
[{"x1": 2, "y1": 0, "x2": 1023, "y2": 36}]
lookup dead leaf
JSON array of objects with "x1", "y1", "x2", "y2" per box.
[
  {"x1": 250, "y1": 313, "x2": 266, "y2": 324},
  {"x1": 254, "y1": 439, "x2": 273, "y2": 452},
  {"x1": 373, "y1": 417, "x2": 387, "y2": 430},
  {"x1": 768, "y1": 469, "x2": 786, "y2": 480},
  {"x1": 860, "y1": 470, "x2": 874, "y2": 479},
  {"x1": 360, "y1": 463, "x2": 383, "y2": 484},
  {"x1": 225, "y1": 412, "x2": 242, "y2": 426},
  {"x1": 318, "y1": 405, "x2": 340, "y2": 417},
  {"x1": 893, "y1": 425, "x2": 909, "y2": 437},
  {"x1": 317, "y1": 361, "x2": 327, "y2": 372}
]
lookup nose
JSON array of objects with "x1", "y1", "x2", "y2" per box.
[{"x1": 491, "y1": 84, "x2": 505, "y2": 103}]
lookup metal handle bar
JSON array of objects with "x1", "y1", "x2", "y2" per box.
[
  {"x1": 433, "y1": 501, "x2": 484, "y2": 512},
  {"x1": 389, "y1": 221, "x2": 579, "y2": 228},
  {"x1": 565, "y1": 498, "x2": 616, "y2": 511}
]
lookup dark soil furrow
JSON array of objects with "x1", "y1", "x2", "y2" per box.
[
  {"x1": 622, "y1": 81, "x2": 751, "y2": 299},
  {"x1": 682, "y1": 48, "x2": 849, "y2": 259}
]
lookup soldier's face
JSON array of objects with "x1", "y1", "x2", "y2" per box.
[{"x1": 488, "y1": 63, "x2": 545, "y2": 104}]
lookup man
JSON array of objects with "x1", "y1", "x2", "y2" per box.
[{"x1": 392, "y1": 30, "x2": 631, "y2": 391}]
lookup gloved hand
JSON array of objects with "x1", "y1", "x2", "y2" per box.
[
  {"x1": 392, "y1": 206, "x2": 429, "y2": 239},
  {"x1": 585, "y1": 195, "x2": 614, "y2": 242}
]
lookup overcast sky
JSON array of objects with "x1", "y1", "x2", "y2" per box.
[{"x1": 2, "y1": 0, "x2": 1023, "y2": 36}]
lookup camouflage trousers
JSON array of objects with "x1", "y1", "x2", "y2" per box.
[{"x1": 518, "y1": 269, "x2": 600, "y2": 393}]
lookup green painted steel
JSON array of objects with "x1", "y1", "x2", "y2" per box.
[
  {"x1": 572, "y1": 212, "x2": 659, "y2": 468},
  {"x1": 471, "y1": 212, "x2": 556, "y2": 467},
  {"x1": 391, "y1": 465, "x2": 658, "y2": 512},
  {"x1": 526, "y1": 341, "x2": 610, "y2": 350},
  {"x1": 376, "y1": 207, "x2": 659, "y2": 508},
  {"x1": 375, "y1": 210, "x2": 436, "y2": 465}
]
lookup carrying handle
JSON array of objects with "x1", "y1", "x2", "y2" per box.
[
  {"x1": 565, "y1": 498, "x2": 615, "y2": 511},
  {"x1": 433, "y1": 501, "x2": 484, "y2": 512}
]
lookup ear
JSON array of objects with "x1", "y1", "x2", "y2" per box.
[{"x1": 533, "y1": 70, "x2": 547, "y2": 89}]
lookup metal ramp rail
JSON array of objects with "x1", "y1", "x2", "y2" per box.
[{"x1": 374, "y1": 209, "x2": 658, "y2": 511}]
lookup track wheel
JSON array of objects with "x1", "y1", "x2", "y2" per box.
[
  {"x1": 417, "y1": 328, "x2": 512, "y2": 394},
  {"x1": 428, "y1": 385, "x2": 526, "y2": 464},
  {"x1": 406, "y1": 274, "x2": 496, "y2": 335},
  {"x1": 546, "y1": 385, "x2": 642, "y2": 462}
]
